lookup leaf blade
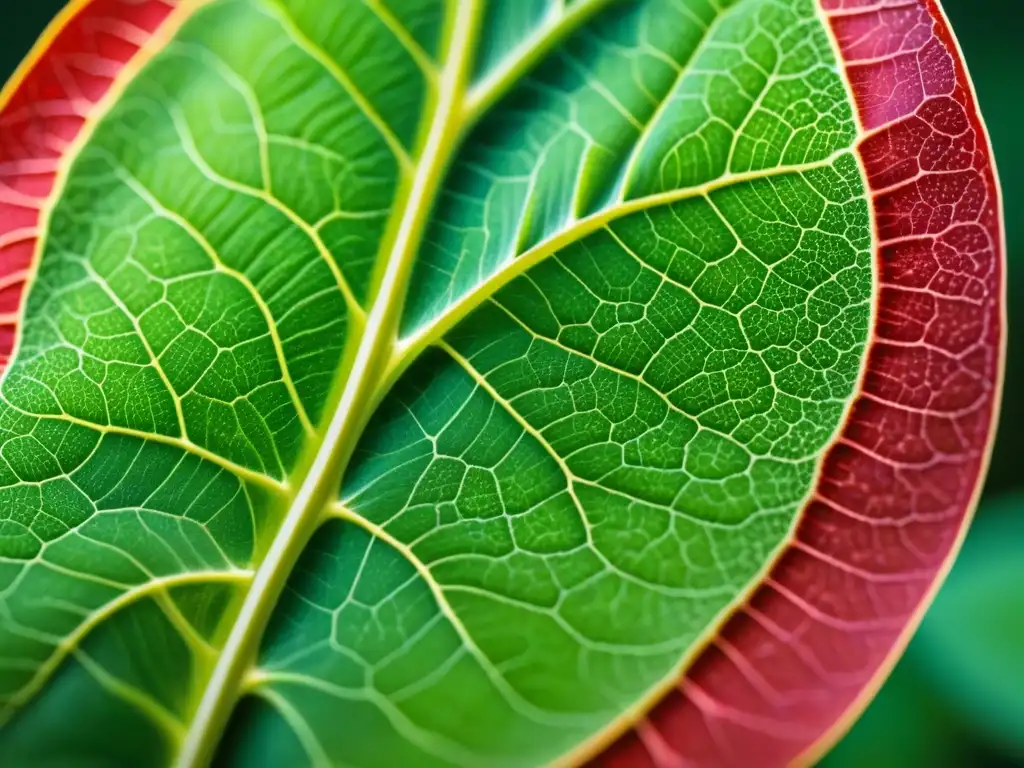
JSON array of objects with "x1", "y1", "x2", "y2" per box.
[{"x1": 0, "y1": 0, "x2": 1003, "y2": 766}]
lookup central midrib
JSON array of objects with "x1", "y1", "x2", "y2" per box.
[{"x1": 174, "y1": 2, "x2": 485, "y2": 763}]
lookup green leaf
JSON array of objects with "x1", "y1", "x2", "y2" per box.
[{"x1": 0, "y1": 0, "x2": 1000, "y2": 766}]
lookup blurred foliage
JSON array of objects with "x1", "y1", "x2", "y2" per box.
[
  {"x1": 915, "y1": 502, "x2": 1024, "y2": 759},
  {"x1": 1, "y1": 1, "x2": 1020, "y2": 765}
]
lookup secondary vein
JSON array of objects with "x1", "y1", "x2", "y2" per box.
[{"x1": 386, "y1": 149, "x2": 854, "y2": 391}]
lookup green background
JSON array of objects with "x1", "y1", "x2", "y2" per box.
[{"x1": 1, "y1": 1, "x2": 1020, "y2": 765}]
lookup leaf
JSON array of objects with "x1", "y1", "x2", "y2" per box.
[{"x1": 0, "y1": 0, "x2": 1003, "y2": 766}]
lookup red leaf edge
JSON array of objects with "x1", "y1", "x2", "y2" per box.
[
  {"x1": 595, "y1": 1, "x2": 1005, "y2": 766},
  {"x1": 0, "y1": 0, "x2": 178, "y2": 373}
]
